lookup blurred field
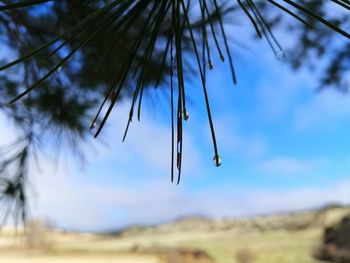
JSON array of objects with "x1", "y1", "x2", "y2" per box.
[{"x1": 0, "y1": 206, "x2": 348, "y2": 263}]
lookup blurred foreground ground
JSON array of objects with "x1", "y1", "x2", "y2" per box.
[{"x1": 0, "y1": 206, "x2": 349, "y2": 263}]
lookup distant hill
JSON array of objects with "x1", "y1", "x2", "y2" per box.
[{"x1": 117, "y1": 205, "x2": 350, "y2": 237}]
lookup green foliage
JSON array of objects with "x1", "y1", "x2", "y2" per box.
[{"x1": 316, "y1": 214, "x2": 350, "y2": 262}]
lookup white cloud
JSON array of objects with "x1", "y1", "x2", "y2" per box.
[
  {"x1": 294, "y1": 89, "x2": 350, "y2": 131},
  {"x1": 0, "y1": 113, "x2": 20, "y2": 145},
  {"x1": 250, "y1": 52, "x2": 350, "y2": 133},
  {"x1": 89, "y1": 101, "x2": 203, "y2": 175},
  {"x1": 254, "y1": 58, "x2": 315, "y2": 121},
  {"x1": 243, "y1": 180, "x2": 350, "y2": 215},
  {"x1": 0, "y1": 102, "x2": 205, "y2": 231},
  {"x1": 208, "y1": 114, "x2": 268, "y2": 159},
  {"x1": 257, "y1": 157, "x2": 324, "y2": 175},
  {"x1": 30, "y1": 158, "x2": 202, "y2": 231},
  {"x1": 30, "y1": 161, "x2": 350, "y2": 231}
]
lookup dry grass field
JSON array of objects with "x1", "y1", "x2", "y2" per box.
[{"x1": 0, "y1": 206, "x2": 348, "y2": 263}]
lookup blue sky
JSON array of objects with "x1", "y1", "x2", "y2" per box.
[{"x1": 1, "y1": 10, "x2": 350, "y2": 232}]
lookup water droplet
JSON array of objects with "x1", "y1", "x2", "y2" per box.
[
  {"x1": 90, "y1": 122, "x2": 96, "y2": 130},
  {"x1": 177, "y1": 141, "x2": 181, "y2": 153},
  {"x1": 183, "y1": 111, "x2": 189, "y2": 121},
  {"x1": 275, "y1": 50, "x2": 286, "y2": 60},
  {"x1": 213, "y1": 155, "x2": 222, "y2": 167},
  {"x1": 58, "y1": 66, "x2": 62, "y2": 72},
  {"x1": 208, "y1": 62, "x2": 214, "y2": 70}
]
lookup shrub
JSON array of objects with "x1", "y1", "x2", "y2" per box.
[
  {"x1": 235, "y1": 247, "x2": 256, "y2": 263},
  {"x1": 24, "y1": 219, "x2": 52, "y2": 250},
  {"x1": 315, "y1": 214, "x2": 350, "y2": 262}
]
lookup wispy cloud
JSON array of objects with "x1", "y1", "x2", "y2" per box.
[
  {"x1": 31, "y1": 158, "x2": 350, "y2": 231},
  {"x1": 254, "y1": 58, "x2": 315, "y2": 122},
  {"x1": 0, "y1": 113, "x2": 20, "y2": 145},
  {"x1": 243, "y1": 180, "x2": 350, "y2": 214},
  {"x1": 256, "y1": 156, "x2": 325, "y2": 175},
  {"x1": 207, "y1": 114, "x2": 268, "y2": 159},
  {"x1": 86, "y1": 101, "x2": 203, "y2": 176},
  {"x1": 294, "y1": 89, "x2": 350, "y2": 131}
]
